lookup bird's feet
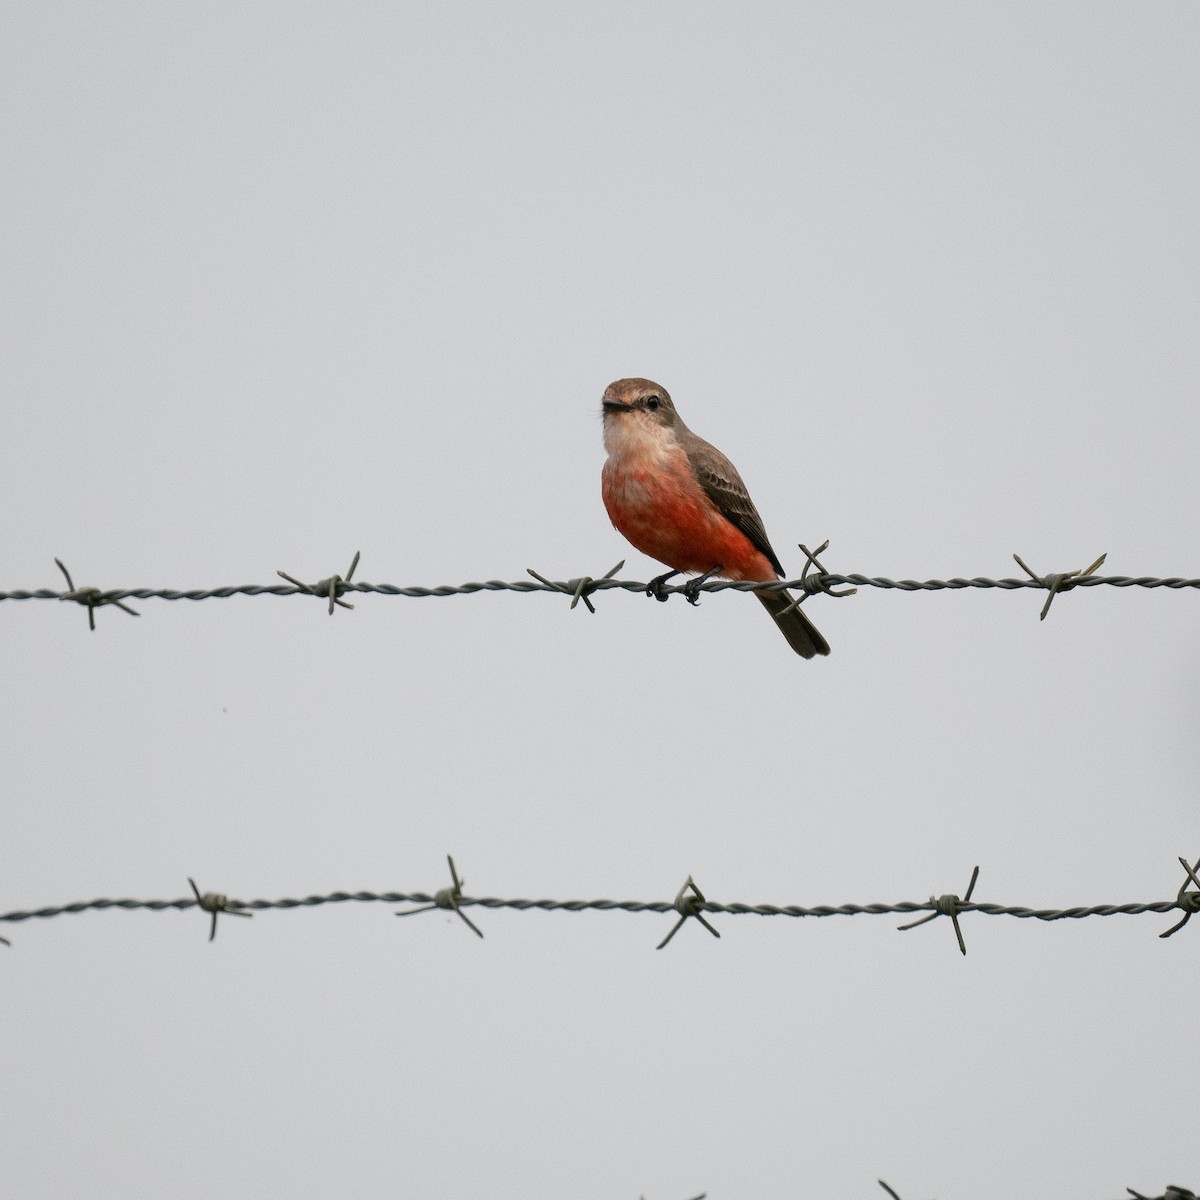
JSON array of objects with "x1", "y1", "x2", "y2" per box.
[
  {"x1": 645, "y1": 570, "x2": 681, "y2": 603},
  {"x1": 681, "y1": 565, "x2": 724, "y2": 606}
]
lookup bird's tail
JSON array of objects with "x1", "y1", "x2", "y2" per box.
[{"x1": 755, "y1": 590, "x2": 831, "y2": 659}]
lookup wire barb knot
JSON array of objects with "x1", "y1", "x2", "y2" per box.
[
  {"x1": 1013, "y1": 551, "x2": 1107, "y2": 620},
  {"x1": 526, "y1": 560, "x2": 625, "y2": 613},
  {"x1": 54, "y1": 559, "x2": 139, "y2": 630},
  {"x1": 1158, "y1": 856, "x2": 1200, "y2": 939},
  {"x1": 897, "y1": 865, "x2": 980, "y2": 955},
  {"x1": 277, "y1": 551, "x2": 361, "y2": 615},
  {"x1": 797, "y1": 540, "x2": 857, "y2": 600},
  {"x1": 776, "y1": 540, "x2": 856, "y2": 617},
  {"x1": 656, "y1": 875, "x2": 720, "y2": 950},
  {"x1": 395, "y1": 855, "x2": 484, "y2": 938},
  {"x1": 188, "y1": 877, "x2": 253, "y2": 942}
]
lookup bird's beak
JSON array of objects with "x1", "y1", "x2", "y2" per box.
[{"x1": 601, "y1": 399, "x2": 631, "y2": 414}]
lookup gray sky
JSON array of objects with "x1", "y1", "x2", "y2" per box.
[{"x1": 3, "y1": 4, "x2": 1198, "y2": 1197}]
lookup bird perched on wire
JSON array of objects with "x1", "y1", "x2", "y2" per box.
[{"x1": 600, "y1": 377, "x2": 829, "y2": 659}]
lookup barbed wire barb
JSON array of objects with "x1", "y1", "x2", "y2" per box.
[
  {"x1": 1013, "y1": 550, "x2": 1107, "y2": 620},
  {"x1": 1158, "y1": 856, "x2": 1200, "y2": 939},
  {"x1": 188, "y1": 877, "x2": 253, "y2": 942},
  {"x1": 897, "y1": 865, "x2": 979, "y2": 955},
  {"x1": 776, "y1": 539, "x2": 857, "y2": 616},
  {"x1": 526, "y1": 560, "x2": 625, "y2": 613},
  {"x1": 395, "y1": 855, "x2": 484, "y2": 938},
  {"x1": 277, "y1": 550, "x2": 361, "y2": 615},
  {"x1": 54, "y1": 558, "x2": 139, "y2": 630},
  {"x1": 877, "y1": 1182, "x2": 903, "y2": 1200},
  {"x1": 656, "y1": 875, "x2": 720, "y2": 950}
]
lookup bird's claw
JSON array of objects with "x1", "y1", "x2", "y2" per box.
[
  {"x1": 646, "y1": 570, "x2": 681, "y2": 602},
  {"x1": 682, "y1": 566, "x2": 723, "y2": 606}
]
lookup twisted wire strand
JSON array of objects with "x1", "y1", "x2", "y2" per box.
[
  {"x1": 0, "y1": 890, "x2": 1185, "y2": 926},
  {"x1": 2, "y1": 572, "x2": 1200, "y2": 606}
]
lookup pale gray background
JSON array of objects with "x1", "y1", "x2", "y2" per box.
[{"x1": 2, "y1": 4, "x2": 1198, "y2": 1198}]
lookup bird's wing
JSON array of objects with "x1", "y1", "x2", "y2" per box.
[{"x1": 681, "y1": 431, "x2": 786, "y2": 577}]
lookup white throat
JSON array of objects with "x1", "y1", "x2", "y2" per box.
[{"x1": 603, "y1": 413, "x2": 678, "y2": 466}]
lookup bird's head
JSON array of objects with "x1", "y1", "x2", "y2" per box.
[{"x1": 600, "y1": 378, "x2": 678, "y2": 433}]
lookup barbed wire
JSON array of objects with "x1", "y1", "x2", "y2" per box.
[
  {"x1": 2, "y1": 547, "x2": 1199, "y2": 627},
  {"x1": 5, "y1": 862, "x2": 1194, "y2": 1200},
  {"x1": 3, "y1": 855, "x2": 1198, "y2": 951},
  {"x1": 1124, "y1": 1189, "x2": 1198, "y2": 1200},
  {"x1": 879, "y1": 1181, "x2": 1197, "y2": 1200}
]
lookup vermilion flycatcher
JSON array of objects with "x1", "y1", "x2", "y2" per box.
[{"x1": 600, "y1": 377, "x2": 830, "y2": 658}]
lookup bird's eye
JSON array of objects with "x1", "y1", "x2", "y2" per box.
[{"x1": 645, "y1": 396, "x2": 660, "y2": 411}]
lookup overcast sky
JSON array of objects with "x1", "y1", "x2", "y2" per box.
[{"x1": 3, "y1": 4, "x2": 1199, "y2": 1198}]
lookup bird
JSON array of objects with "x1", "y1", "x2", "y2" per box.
[{"x1": 600, "y1": 377, "x2": 829, "y2": 658}]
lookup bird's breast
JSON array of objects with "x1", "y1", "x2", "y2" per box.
[{"x1": 602, "y1": 445, "x2": 765, "y2": 577}]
